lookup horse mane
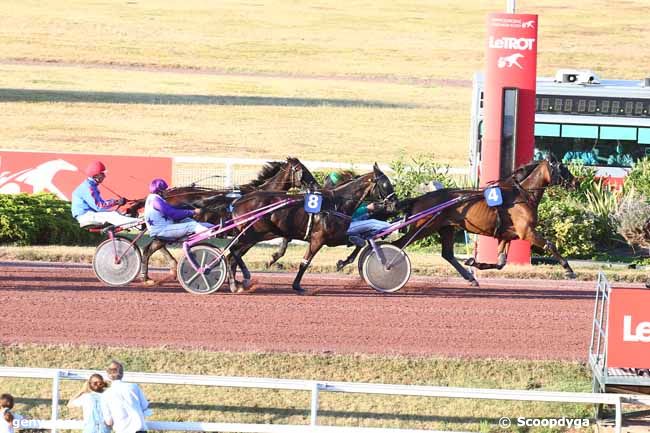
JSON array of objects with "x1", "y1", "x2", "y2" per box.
[{"x1": 241, "y1": 161, "x2": 284, "y2": 190}]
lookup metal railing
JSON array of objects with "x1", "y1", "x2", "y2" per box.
[{"x1": 0, "y1": 366, "x2": 636, "y2": 433}]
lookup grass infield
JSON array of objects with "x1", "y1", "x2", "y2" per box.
[{"x1": 0, "y1": 344, "x2": 594, "y2": 432}]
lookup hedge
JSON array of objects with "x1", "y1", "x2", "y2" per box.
[{"x1": 0, "y1": 193, "x2": 100, "y2": 246}]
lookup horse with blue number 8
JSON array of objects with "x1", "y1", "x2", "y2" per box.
[
  {"x1": 393, "y1": 156, "x2": 578, "y2": 287},
  {"x1": 227, "y1": 163, "x2": 398, "y2": 294}
]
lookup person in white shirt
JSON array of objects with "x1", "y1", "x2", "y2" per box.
[
  {"x1": 67, "y1": 374, "x2": 111, "y2": 433},
  {"x1": 101, "y1": 361, "x2": 150, "y2": 433},
  {"x1": 0, "y1": 394, "x2": 22, "y2": 433}
]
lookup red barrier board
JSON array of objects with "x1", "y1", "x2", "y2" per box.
[
  {"x1": 607, "y1": 288, "x2": 650, "y2": 369},
  {"x1": 477, "y1": 13, "x2": 538, "y2": 265},
  {"x1": 0, "y1": 150, "x2": 172, "y2": 201}
]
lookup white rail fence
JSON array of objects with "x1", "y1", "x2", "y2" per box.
[
  {"x1": 172, "y1": 156, "x2": 469, "y2": 188},
  {"x1": 0, "y1": 367, "x2": 644, "y2": 433}
]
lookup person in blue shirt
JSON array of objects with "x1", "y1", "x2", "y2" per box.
[
  {"x1": 67, "y1": 374, "x2": 111, "y2": 433},
  {"x1": 71, "y1": 161, "x2": 140, "y2": 227},
  {"x1": 144, "y1": 178, "x2": 213, "y2": 239},
  {"x1": 607, "y1": 144, "x2": 634, "y2": 167},
  {"x1": 326, "y1": 172, "x2": 392, "y2": 247}
]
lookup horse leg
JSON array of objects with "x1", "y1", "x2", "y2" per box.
[
  {"x1": 524, "y1": 230, "x2": 576, "y2": 279},
  {"x1": 233, "y1": 243, "x2": 254, "y2": 291},
  {"x1": 267, "y1": 238, "x2": 289, "y2": 267},
  {"x1": 464, "y1": 239, "x2": 510, "y2": 270},
  {"x1": 141, "y1": 239, "x2": 166, "y2": 286},
  {"x1": 159, "y1": 245, "x2": 178, "y2": 280},
  {"x1": 227, "y1": 243, "x2": 254, "y2": 293},
  {"x1": 292, "y1": 240, "x2": 323, "y2": 294},
  {"x1": 336, "y1": 246, "x2": 361, "y2": 272},
  {"x1": 439, "y1": 227, "x2": 479, "y2": 287}
]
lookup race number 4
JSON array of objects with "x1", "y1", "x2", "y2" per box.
[
  {"x1": 484, "y1": 186, "x2": 503, "y2": 207},
  {"x1": 304, "y1": 193, "x2": 322, "y2": 213}
]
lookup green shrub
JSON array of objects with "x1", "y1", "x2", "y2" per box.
[
  {"x1": 624, "y1": 157, "x2": 650, "y2": 197},
  {"x1": 537, "y1": 194, "x2": 599, "y2": 258},
  {"x1": 0, "y1": 193, "x2": 100, "y2": 246},
  {"x1": 390, "y1": 154, "x2": 457, "y2": 199}
]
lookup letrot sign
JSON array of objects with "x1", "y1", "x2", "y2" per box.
[
  {"x1": 477, "y1": 13, "x2": 538, "y2": 265},
  {"x1": 607, "y1": 288, "x2": 650, "y2": 368},
  {"x1": 0, "y1": 150, "x2": 171, "y2": 202}
]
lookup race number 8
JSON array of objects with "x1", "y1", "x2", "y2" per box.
[{"x1": 304, "y1": 193, "x2": 322, "y2": 213}]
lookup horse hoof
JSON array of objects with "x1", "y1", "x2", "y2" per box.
[
  {"x1": 645, "y1": 281, "x2": 650, "y2": 289},
  {"x1": 566, "y1": 272, "x2": 577, "y2": 279},
  {"x1": 143, "y1": 279, "x2": 158, "y2": 287},
  {"x1": 464, "y1": 258, "x2": 476, "y2": 267},
  {"x1": 470, "y1": 280, "x2": 479, "y2": 287},
  {"x1": 336, "y1": 261, "x2": 346, "y2": 272},
  {"x1": 242, "y1": 279, "x2": 253, "y2": 290},
  {"x1": 293, "y1": 286, "x2": 307, "y2": 295}
]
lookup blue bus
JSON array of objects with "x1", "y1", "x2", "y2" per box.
[{"x1": 469, "y1": 69, "x2": 650, "y2": 183}]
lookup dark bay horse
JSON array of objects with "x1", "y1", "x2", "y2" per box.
[
  {"x1": 266, "y1": 169, "x2": 357, "y2": 268},
  {"x1": 228, "y1": 164, "x2": 397, "y2": 293},
  {"x1": 394, "y1": 158, "x2": 576, "y2": 286},
  {"x1": 138, "y1": 157, "x2": 318, "y2": 286}
]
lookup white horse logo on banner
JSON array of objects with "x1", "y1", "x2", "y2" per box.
[
  {"x1": 497, "y1": 53, "x2": 524, "y2": 69},
  {"x1": 0, "y1": 159, "x2": 78, "y2": 200}
]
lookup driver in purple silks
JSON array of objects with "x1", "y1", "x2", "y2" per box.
[{"x1": 144, "y1": 178, "x2": 213, "y2": 239}]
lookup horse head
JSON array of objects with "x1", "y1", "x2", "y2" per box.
[
  {"x1": 285, "y1": 157, "x2": 318, "y2": 190},
  {"x1": 371, "y1": 163, "x2": 398, "y2": 211},
  {"x1": 547, "y1": 154, "x2": 577, "y2": 189}
]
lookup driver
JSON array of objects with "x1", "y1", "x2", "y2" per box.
[
  {"x1": 71, "y1": 161, "x2": 140, "y2": 227},
  {"x1": 144, "y1": 178, "x2": 213, "y2": 239},
  {"x1": 326, "y1": 172, "x2": 392, "y2": 247}
]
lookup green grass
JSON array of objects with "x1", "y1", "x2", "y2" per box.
[
  {"x1": 0, "y1": 344, "x2": 595, "y2": 432},
  {"x1": 1, "y1": 0, "x2": 649, "y2": 166}
]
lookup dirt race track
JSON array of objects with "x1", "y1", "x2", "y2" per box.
[{"x1": 0, "y1": 261, "x2": 640, "y2": 360}]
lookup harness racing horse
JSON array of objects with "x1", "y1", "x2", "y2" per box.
[
  {"x1": 394, "y1": 157, "x2": 576, "y2": 287},
  {"x1": 266, "y1": 170, "x2": 357, "y2": 268},
  {"x1": 228, "y1": 164, "x2": 397, "y2": 294},
  {"x1": 138, "y1": 157, "x2": 318, "y2": 287}
]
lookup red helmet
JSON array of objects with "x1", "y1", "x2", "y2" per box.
[{"x1": 85, "y1": 161, "x2": 106, "y2": 177}]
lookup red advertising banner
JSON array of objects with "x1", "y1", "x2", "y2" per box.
[
  {"x1": 0, "y1": 150, "x2": 172, "y2": 202},
  {"x1": 477, "y1": 13, "x2": 538, "y2": 265},
  {"x1": 607, "y1": 288, "x2": 650, "y2": 369}
]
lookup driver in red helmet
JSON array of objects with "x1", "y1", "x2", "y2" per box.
[{"x1": 71, "y1": 161, "x2": 140, "y2": 227}]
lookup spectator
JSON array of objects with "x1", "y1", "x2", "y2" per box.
[
  {"x1": 71, "y1": 160, "x2": 140, "y2": 227},
  {"x1": 0, "y1": 394, "x2": 22, "y2": 433},
  {"x1": 67, "y1": 374, "x2": 111, "y2": 433},
  {"x1": 101, "y1": 361, "x2": 150, "y2": 433},
  {"x1": 607, "y1": 144, "x2": 634, "y2": 167}
]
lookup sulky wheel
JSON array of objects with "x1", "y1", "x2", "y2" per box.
[
  {"x1": 92, "y1": 237, "x2": 142, "y2": 286},
  {"x1": 357, "y1": 244, "x2": 373, "y2": 278},
  {"x1": 177, "y1": 245, "x2": 228, "y2": 295},
  {"x1": 361, "y1": 243, "x2": 411, "y2": 293}
]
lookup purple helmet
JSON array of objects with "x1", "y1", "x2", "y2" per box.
[{"x1": 149, "y1": 178, "x2": 169, "y2": 194}]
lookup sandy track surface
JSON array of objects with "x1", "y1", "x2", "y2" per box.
[{"x1": 1, "y1": 261, "x2": 632, "y2": 359}]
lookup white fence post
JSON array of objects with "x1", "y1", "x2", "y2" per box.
[
  {"x1": 310, "y1": 382, "x2": 320, "y2": 426},
  {"x1": 51, "y1": 370, "x2": 61, "y2": 433},
  {"x1": 225, "y1": 162, "x2": 233, "y2": 187}
]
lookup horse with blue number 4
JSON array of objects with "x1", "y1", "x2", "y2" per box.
[{"x1": 389, "y1": 156, "x2": 577, "y2": 288}]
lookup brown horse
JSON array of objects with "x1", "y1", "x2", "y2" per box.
[
  {"x1": 138, "y1": 157, "x2": 318, "y2": 287},
  {"x1": 266, "y1": 169, "x2": 357, "y2": 268},
  {"x1": 394, "y1": 158, "x2": 576, "y2": 286},
  {"x1": 228, "y1": 164, "x2": 396, "y2": 293}
]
